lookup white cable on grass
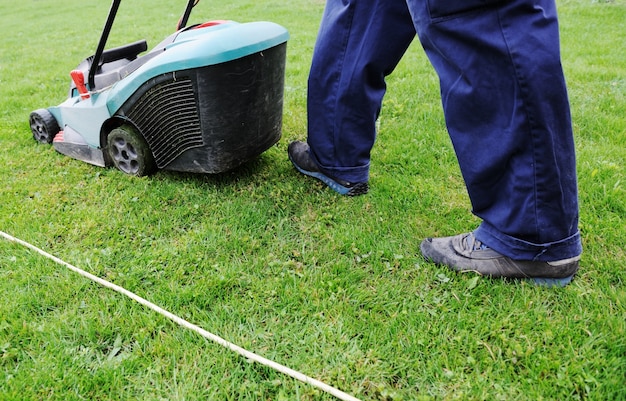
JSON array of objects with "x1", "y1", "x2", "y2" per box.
[{"x1": 0, "y1": 230, "x2": 361, "y2": 401}]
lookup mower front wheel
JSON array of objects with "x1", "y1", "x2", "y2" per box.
[
  {"x1": 106, "y1": 125, "x2": 156, "y2": 176},
  {"x1": 29, "y1": 109, "x2": 60, "y2": 144}
]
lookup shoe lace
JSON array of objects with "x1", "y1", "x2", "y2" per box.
[{"x1": 463, "y1": 232, "x2": 489, "y2": 251}]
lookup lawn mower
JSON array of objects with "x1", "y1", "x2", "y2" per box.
[{"x1": 28, "y1": 0, "x2": 289, "y2": 175}]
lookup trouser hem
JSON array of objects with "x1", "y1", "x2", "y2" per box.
[
  {"x1": 309, "y1": 146, "x2": 371, "y2": 183},
  {"x1": 474, "y1": 222, "x2": 582, "y2": 262}
]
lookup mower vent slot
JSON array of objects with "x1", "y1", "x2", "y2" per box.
[{"x1": 126, "y1": 77, "x2": 203, "y2": 168}]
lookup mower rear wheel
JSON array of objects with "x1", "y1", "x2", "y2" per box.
[
  {"x1": 106, "y1": 125, "x2": 156, "y2": 176},
  {"x1": 29, "y1": 109, "x2": 60, "y2": 144}
]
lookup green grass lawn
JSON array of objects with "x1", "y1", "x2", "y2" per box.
[{"x1": 1, "y1": 0, "x2": 625, "y2": 400}]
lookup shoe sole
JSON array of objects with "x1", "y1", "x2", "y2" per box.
[
  {"x1": 531, "y1": 275, "x2": 575, "y2": 287},
  {"x1": 290, "y1": 157, "x2": 368, "y2": 196}
]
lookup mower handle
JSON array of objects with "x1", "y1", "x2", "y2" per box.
[
  {"x1": 178, "y1": 0, "x2": 199, "y2": 30},
  {"x1": 89, "y1": 0, "x2": 198, "y2": 89},
  {"x1": 88, "y1": 0, "x2": 122, "y2": 89}
]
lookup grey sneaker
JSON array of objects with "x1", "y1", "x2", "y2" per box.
[
  {"x1": 287, "y1": 141, "x2": 369, "y2": 196},
  {"x1": 420, "y1": 232, "x2": 580, "y2": 287}
]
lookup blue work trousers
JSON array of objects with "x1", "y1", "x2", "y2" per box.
[{"x1": 307, "y1": 0, "x2": 582, "y2": 261}]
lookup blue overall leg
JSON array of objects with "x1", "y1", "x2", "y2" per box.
[
  {"x1": 406, "y1": 0, "x2": 582, "y2": 261},
  {"x1": 307, "y1": 0, "x2": 416, "y2": 184}
]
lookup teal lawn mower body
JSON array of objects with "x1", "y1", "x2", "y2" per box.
[{"x1": 29, "y1": 0, "x2": 289, "y2": 175}]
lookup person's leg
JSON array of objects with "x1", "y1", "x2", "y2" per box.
[
  {"x1": 298, "y1": 0, "x2": 416, "y2": 186},
  {"x1": 406, "y1": 0, "x2": 581, "y2": 281}
]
